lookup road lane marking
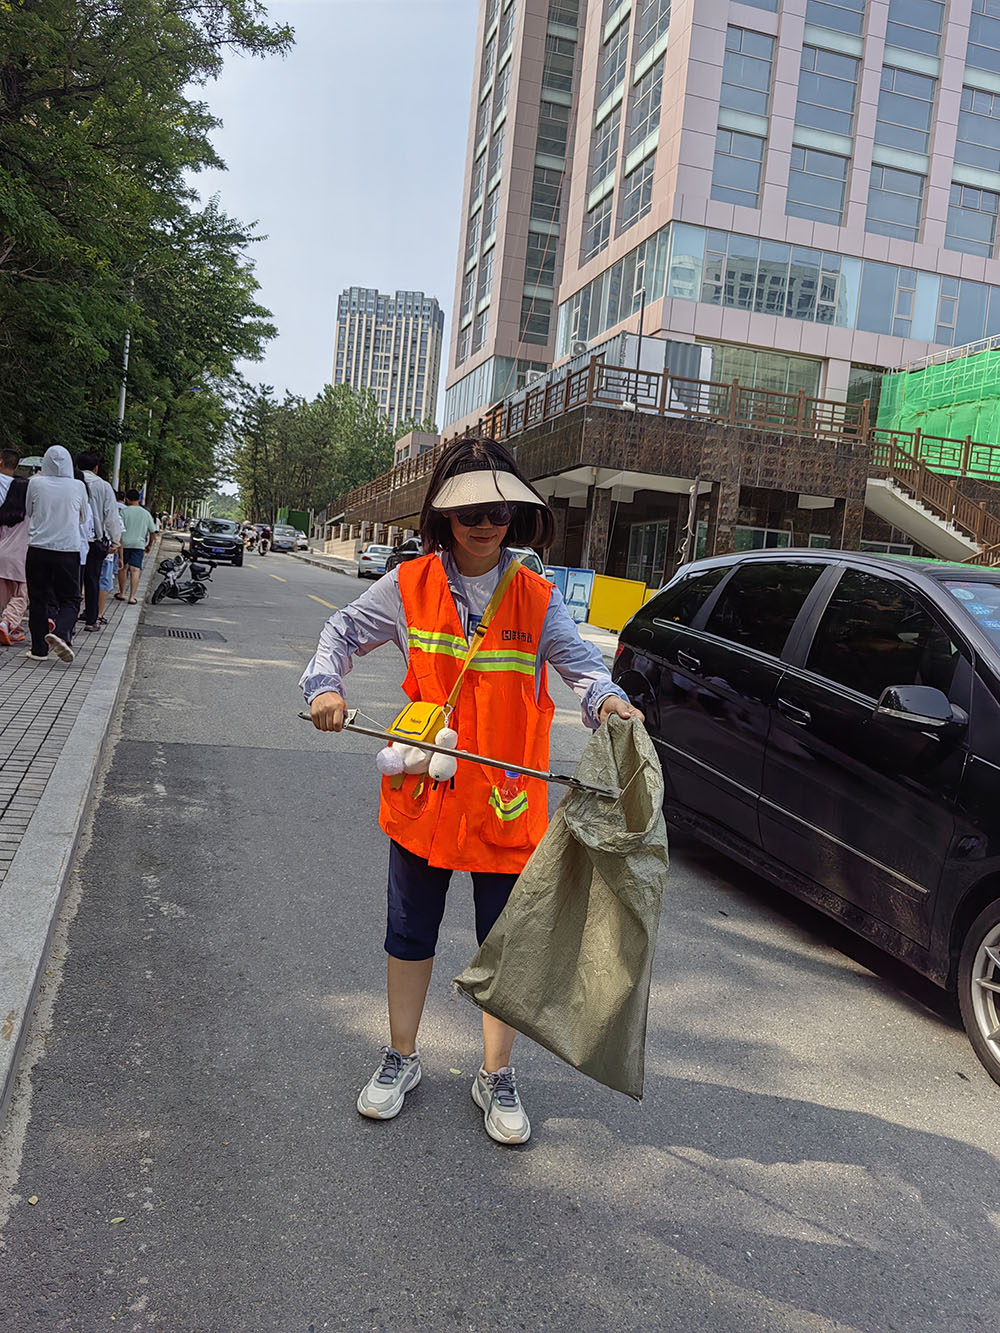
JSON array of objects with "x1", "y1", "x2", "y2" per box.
[
  {"x1": 269, "y1": 574, "x2": 286, "y2": 582},
  {"x1": 308, "y1": 594, "x2": 337, "y2": 610}
]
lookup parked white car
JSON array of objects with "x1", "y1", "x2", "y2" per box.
[
  {"x1": 358, "y1": 543, "x2": 394, "y2": 579},
  {"x1": 295, "y1": 531, "x2": 309, "y2": 550}
]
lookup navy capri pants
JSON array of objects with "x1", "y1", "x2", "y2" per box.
[{"x1": 386, "y1": 839, "x2": 518, "y2": 961}]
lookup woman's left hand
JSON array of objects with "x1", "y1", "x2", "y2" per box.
[{"x1": 599, "y1": 696, "x2": 645, "y2": 725}]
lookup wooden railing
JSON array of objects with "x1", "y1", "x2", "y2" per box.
[{"x1": 331, "y1": 354, "x2": 1000, "y2": 565}]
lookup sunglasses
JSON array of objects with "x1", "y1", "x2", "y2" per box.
[{"x1": 450, "y1": 503, "x2": 515, "y2": 527}]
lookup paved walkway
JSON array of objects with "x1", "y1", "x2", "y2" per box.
[{"x1": 0, "y1": 599, "x2": 127, "y2": 890}]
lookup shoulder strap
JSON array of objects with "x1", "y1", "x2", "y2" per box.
[{"x1": 444, "y1": 559, "x2": 522, "y2": 711}]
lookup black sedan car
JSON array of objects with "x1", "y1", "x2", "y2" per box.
[
  {"x1": 613, "y1": 549, "x2": 1000, "y2": 1086},
  {"x1": 190, "y1": 518, "x2": 243, "y2": 565},
  {"x1": 384, "y1": 537, "x2": 423, "y2": 573}
]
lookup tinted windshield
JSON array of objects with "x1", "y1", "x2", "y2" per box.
[
  {"x1": 942, "y1": 580, "x2": 1000, "y2": 647},
  {"x1": 203, "y1": 520, "x2": 238, "y2": 534},
  {"x1": 274, "y1": 526, "x2": 297, "y2": 536},
  {"x1": 366, "y1": 545, "x2": 392, "y2": 554}
]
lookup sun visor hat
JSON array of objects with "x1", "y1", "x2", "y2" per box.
[{"x1": 430, "y1": 469, "x2": 543, "y2": 510}]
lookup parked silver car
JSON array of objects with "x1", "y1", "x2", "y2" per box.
[{"x1": 358, "y1": 543, "x2": 394, "y2": 578}]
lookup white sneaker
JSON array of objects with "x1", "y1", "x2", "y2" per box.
[
  {"x1": 472, "y1": 1066, "x2": 531, "y2": 1144},
  {"x1": 44, "y1": 633, "x2": 74, "y2": 663},
  {"x1": 357, "y1": 1046, "x2": 421, "y2": 1119}
]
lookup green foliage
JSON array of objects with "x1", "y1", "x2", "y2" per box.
[
  {"x1": 230, "y1": 382, "x2": 404, "y2": 521},
  {"x1": 0, "y1": 0, "x2": 292, "y2": 501}
]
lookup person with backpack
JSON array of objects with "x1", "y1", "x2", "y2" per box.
[
  {"x1": 301, "y1": 437, "x2": 643, "y2": 1145},
  {"x1": 75, "y1": 452, "x2": 123, "y2": 631}
]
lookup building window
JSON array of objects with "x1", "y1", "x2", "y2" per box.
[
  {"x1": 493, "y1": 61, "x2": 511, "y2": 118},
  {"x1": 543, "y1": 34, "x2": 576, "y2": 93},
  {"x1": 499, "y1": 0, "x2": 516, "y2": 57},
  {"x1": 701, "y1": 342, "x2": 824, "y2": 398},
  {"x1": 483, "y1": 184, "x2": 500, "y2": 240},
  {"x1": 796, "y1": 46, "x2": 860, "y2": 138},
  {"x1": 520, "y1": 296, "x2": 552, "y2": 343},
  {"x1": 470, "y1": 153, "x2": 486, "y2": 203},
  {"x1": 538, "y1": 99, "x2": 571, "y2": 157},
  {"x1": 787, "y1": 147, "x2": 849, "y2": 226},
  {"x1": 548, "y1": 0, "x2": 580, "y2": 23},
  {"x1": 597, "y1": 19, "x2": 630, "y2": 105},
  {"x1": 472, "y1": 309, "x2": 489, "y2": 353},
  {"x1": 530, "y1": 165, "x2": 564, "y2": 222},
  {"x1": 635, "y1": 0, "x2": 671, "y2": 59},
  {"x1": 582, "y1": 195, "x2": 613, "y2": 261},
  {"x1": 886, "y1": 0, "x2": 944, "y2": 55},
  {"x1": 969, "y1": 0, "x2": 1000, "y2": 76},
  {"x1": 465, "y1": 211, "x2": 481, "y2": 265},
  {"x1": 875, "y1": 66, "x2": 936, "y2": 155},
  {"x1": 475, "y1": 98, "x2": 490, "y2": 148},
  {"x1": 712, "y1": 130, "x2": 765, "y2": 209},
  {"x1": 945, "y1": 184, "x2": 999, "y2": 258},
  {"x1": 487, "y1": 123, "x2": 505, "y2": 180},
  {"x1": 956, "y1": 86, "x2": 1000, "y2": 174},
  {"x1": 806, "y1": 0, "x2": 866, "y2": 37},
  {"x1": 627, "y1": 521, "x2": 671, "y2": 585},
  {"x1": 481, "y1": 35, "x2": 496, "y2": 94},
  {"x1": 460, "y1": 269, "x2": 476, "y2": 321},
  {"x1": 866, "y1": 165, "x2": 924, "y2": 241},
  {"x1": 721, "y1": 28, "x2": 774, "y2": 118},
  {"x1": 525, "y1": 230, "x2": 557, "y2": 288},
  {"x1": 627, "y1": 58, "x2": 664, "y2": 152},
  {"x1": 699, "y1": 231, "x2": 847, "y2": 324},
  {"x1": 740, "y1": 0, "x2": 778, "y2": 8},
  {"x1": 620, "y1": 155, "x2": 656, "y2": 230},
  {"x1": 477, "y1": 248, "x2": 495, "y2": 303},
  {"x1": 588, "y1": 106, "x2": 621, "y2": 190}
]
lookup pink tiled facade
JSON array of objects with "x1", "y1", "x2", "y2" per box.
[{"x1": 446, "y1": 0, "x2": 1000, "y2": 431}]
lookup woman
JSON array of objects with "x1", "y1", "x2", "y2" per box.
[
  {"x1": 301, "y1": 438, "x2": 643, "y2": 1145},
  {"x1": 0, "y1": 476, "x2": 29, "y2": 645}
]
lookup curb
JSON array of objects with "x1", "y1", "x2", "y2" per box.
[
  {"x1": 0, "y1": 541, "x2": 160, "y2": 1128},
  {"x1": 288, "y1": 551, "x2": 357, "y2": 576}
]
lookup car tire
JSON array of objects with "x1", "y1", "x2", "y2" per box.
[
  {"x1": 958, "y1": 898, "x2": 1000, "y2": 1086},
  {"x1": 233, "y1": 555, "x2": 243, "y2": 567}
]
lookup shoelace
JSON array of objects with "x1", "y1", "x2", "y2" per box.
[
  {"x1": 375, "y1": 1046, "x2": 407, "y2": 1086},
  {"x1": 484, "y1": 1067, "x2": 519, "y2": 1109}
]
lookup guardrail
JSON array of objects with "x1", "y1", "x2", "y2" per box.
[{"x1": 330, "y1": 355, "x2": 1000, "y2": 566}]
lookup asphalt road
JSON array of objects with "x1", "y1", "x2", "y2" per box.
[{"x1": 1, "y1": 546, "x2": 998, "y2": 1333}]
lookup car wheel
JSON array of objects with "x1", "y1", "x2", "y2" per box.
[
  {"x1": 958, "y1": 898, "x2": 1000, "y2": 1086},
  {"x1": 233, "y1": 555, "x2": 243, "y2": 566}
]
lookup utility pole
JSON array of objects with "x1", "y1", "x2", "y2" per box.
[{"x1": 112, "y1": 278, "x2": 134, "y2": 491}]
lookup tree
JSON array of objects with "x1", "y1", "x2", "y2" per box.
[
  {"x1": 0, "y1": 0, "x2": 291, "y2": 500},
  {"x1": 229, "y1": 382, "x2": 401, "y2": 521}
]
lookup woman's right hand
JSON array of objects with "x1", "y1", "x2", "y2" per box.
[{"x1": 310, "y1": 691, "x2": 347, "y2": 732}]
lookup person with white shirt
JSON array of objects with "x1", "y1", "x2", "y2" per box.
[{"x1": 24, "y1": 446, "x2": 90, "y2": 663}]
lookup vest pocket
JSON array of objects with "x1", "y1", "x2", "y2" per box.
[
  {"x1": 381, "y1": 773, "x2": 430, "y2": 822},
  {"x1": 480, "y1": 783, "x2": 533, "y2": 849}
]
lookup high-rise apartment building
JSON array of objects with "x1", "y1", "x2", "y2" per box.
[
  {"x1": 333, "y1": 287, "x2": 444, "y2": 431},
  {"x1": 445, "y1": 0, "x2": 1000, "y2": 434}
]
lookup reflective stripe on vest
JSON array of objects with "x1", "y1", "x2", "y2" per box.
[
  {"x1": 488, "y1": 786, "x2": 529, "y2": 822},
  {"x1": 407, "y1": 627, "x2": 537, "y2": 676}
]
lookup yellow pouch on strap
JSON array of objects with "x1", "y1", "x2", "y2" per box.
[{"x1": 387, "y1": 700, "x2": 448, "y2": 743}]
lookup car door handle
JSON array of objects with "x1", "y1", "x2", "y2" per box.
[
  {"x1": 777, "y1": 698, "x2": 812, "y2": 726},
  {"x1": 677, "y1": 650, "x2": 701, "y2": 672}
]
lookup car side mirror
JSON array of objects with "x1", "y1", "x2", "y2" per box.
[{"x1": 875, "y1": 685, "x2": 968, "y2": 732}]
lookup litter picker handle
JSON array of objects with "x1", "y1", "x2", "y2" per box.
[{"x1": 296, "y1": 711, "x2": 620, "y2": 800}]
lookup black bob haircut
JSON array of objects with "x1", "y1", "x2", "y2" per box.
[{"x1": 419, "y1": 437, "x2": 555, "y2": 554}]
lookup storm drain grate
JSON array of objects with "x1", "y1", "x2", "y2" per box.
[{"x1": 140, "y1": 625, "x2": 226, "y2": 642}]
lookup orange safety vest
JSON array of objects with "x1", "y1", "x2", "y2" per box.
[{"x1": 379, "y1": 554, "x2": 555, "y2": 874}]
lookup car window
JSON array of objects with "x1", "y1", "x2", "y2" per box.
[
  {"x1": 703, "y1": 561, "x2": 826, "y2": 657},
  {"x1": 941, "y1": 579, "x2": 1000, "y2": 649},
  {"x1": 807, "y1": 568, "x2": 960, "y2": 699},
  {"x1": 203, "y1": 520, "x2": 237, "y2": 534},
  {"x1": 646, "y1": 565, "x2": 731, "y2": 627}
]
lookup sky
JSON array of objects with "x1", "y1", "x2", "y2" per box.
[{"x1": 195, "y1": 0, "x2": 478, "y2": 423}]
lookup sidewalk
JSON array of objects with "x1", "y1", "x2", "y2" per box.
[
  {"x1": 287, "y1": 550, "x2": 623, "y2": 659},
  {"x1": 0, "y1": 549, "x2": 158, "y2": 1124}
]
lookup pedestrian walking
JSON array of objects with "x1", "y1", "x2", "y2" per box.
[
  {"x1": 24, "y1": 445, "x2": 90, "y2": 663},
  {"x1": 116, "y1": 490, "x2": 157, "y2": 604},
  {"x1": 76, "y1": 452, "x2": 123, "y2": 632},
  {"x1": 0, "y1": 445, "x2": 18, "y2": 503},
  {"x1": 0, "y1": 473, "x2": 29, "y2": 645},
  {"x1": 302, "y1": 437, "x2": 643, "y2": 1145}
]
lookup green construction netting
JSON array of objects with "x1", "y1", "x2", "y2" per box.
[{"x1": 876, "y1": 349, "x2": 1000, "y2": 480}]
